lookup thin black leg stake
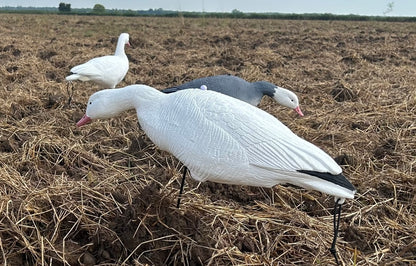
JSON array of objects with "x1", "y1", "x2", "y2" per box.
[
  {"x1": 176, "y1": 167, "x2": 188, "y2": 208},
  {"x1": 330, "y1": 198, "x2": 342, "y2": 265},
  {"x1": 66, "y1": 82, "x2": 74, "y2": 105}
]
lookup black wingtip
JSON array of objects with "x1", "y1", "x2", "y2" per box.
[{"x1": 297, "y1": 170, "x2": 356, "y2": 192}]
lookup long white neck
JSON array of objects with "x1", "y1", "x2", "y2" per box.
[
  {"x1": 121, "y1": 85, "x2": 164, "y2": 109},
  {"x1": 122, "y1": 85, "x2": 169, "y2": 150},
  {"x1": 114, "y1": 38, "x2": 127, "y2": 56},
  {"x1": 95, "y1": 85, "x2": 164, "y2": 119}
]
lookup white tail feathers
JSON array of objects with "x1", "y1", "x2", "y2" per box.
[{"x1": 66, "y1": 74, "x2": 90, "y2": 82}]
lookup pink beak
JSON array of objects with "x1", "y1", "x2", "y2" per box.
[
  {"x1": 76, "y1": 114, "x2": 92, "y2": 127},
  {"x1": 294, "y1": 106, "x2": 304, "y2": 117}
]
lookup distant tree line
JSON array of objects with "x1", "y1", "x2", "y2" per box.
[
  {"x1": 58, "y1": 2, "x2": 71, "y2": 12},
  {"x1": 93, "y1": 4, "x2": 105, "y2": 14},
  {"x1": 0, "y1": 5, "x2": 415, "y2": 22}
]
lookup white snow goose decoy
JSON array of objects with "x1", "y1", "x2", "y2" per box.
[
  {"x1": 77, "y1": 85, "x2": 355, "y2": 264},
  {"x1": 165, "y1": 76, "x2": 304, "y2": 212},
  {"x1": 65, "y1": 33, "x2": 130, "y2": 102},
  {"x1": 162, "y1": 74, "x2": 304, "y2": 116}
]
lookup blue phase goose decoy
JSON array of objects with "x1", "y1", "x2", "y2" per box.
[{"x1": 162, "y1": 74, "x2": 304, "y2": 116}]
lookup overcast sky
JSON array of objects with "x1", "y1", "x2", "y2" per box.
[{"x1": 1, "y1": 0, "x2": 416, "y2": 16}]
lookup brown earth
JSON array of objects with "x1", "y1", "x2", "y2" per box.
[{"x1": 0, "y1": 14, "x2": 415, "y2": 265}]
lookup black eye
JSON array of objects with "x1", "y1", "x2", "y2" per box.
[{"x1": 89, "y1": 102, "x2": 92, "y2": 105}]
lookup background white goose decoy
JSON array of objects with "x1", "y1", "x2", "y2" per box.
[
  {"x1": 162, "y1": 74, "x2": 304, "y2": 116},
  {"x1": 77, "y1": 84, "x2": 355, "y2": 263},
  {"x1": 66, "y1": 33, "x2": 130, "y2": 89}
]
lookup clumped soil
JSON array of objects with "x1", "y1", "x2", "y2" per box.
[{"x1": 0, "y1": 14, "x2": 415, "y2": 265}]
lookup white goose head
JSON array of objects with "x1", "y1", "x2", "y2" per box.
[
  {"x1": 273, "y1": 86, "x2": 303, "y2": 116},
  {"x1": 115, "y1": 33, "x2": 131, "y2": 55},
  {"x1": 76, "y1": 88, "x2": 132, "y2": 126}
]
